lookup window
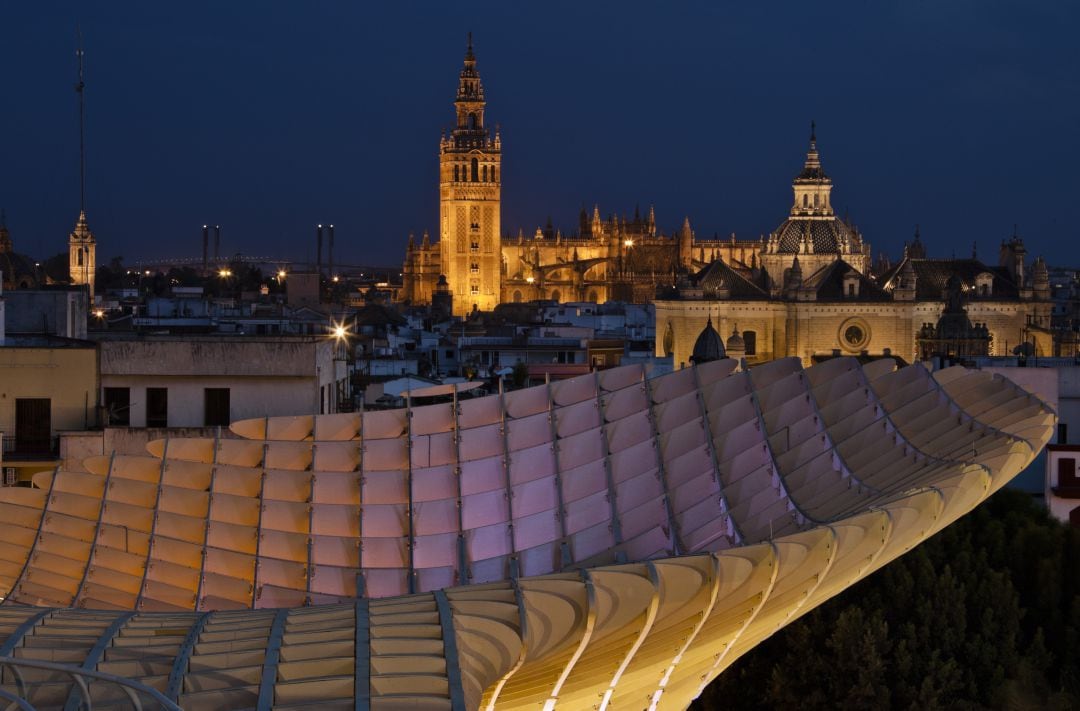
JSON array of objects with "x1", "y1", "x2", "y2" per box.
[
  {"x1": 482, "y1": 165, "x2": 488, "y2": 181},
  {"x1": 146, "y1": 388, "x2": 168, "y2": 428},
  {"x1": 847, "y1": 283, "x2": 855, "y2": 296},
  {"x1": 471, "y1": 285, "x2": 479, "y2": 295},
  {"x1": 470, "y1": 241, "x2": 479, "y2": 251},
  {"x1": 14, "y1": 398, "x2": 50, "y2": 455},
  {"x1": 470, "y1": 262, "x2": 479, "y2": 274},
  {"x1": 1059, "y1": 457, "x2": 1078, "y2": 489},
  {"x1": 453, "y1": 165, "x2": 459, "y2": 182},
  {"x1": 445, "y1": 350, "x2": 454, "y2": 359},
  {"x1": 204, "y1": 388, "x2": 231, "y2": 427},
  {"x1": 743, "y1": 331, "x2": 757, "y2": 356},
  {"x1": 471, "y1": 158, "x2": 479, "y2": 182},
  {"x1": 1059, "y1": 423, "x2": 1068, "y2": 444},
  {"x1": 104, "y1": 387, "x2": 131, "y2": 426},
  {"x1": 512, "y1": 290, "x2": 522, "y2": 303},
  {"x1": 77, "y1": 249, "x2": 83, "y2": 266}
]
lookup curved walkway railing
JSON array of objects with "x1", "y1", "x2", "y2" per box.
[{"x1": 0, "y1": 657, "x2": 181, "y2": 711}]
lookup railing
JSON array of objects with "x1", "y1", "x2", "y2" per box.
[
  {"x1": 0, "y1": 657, "x2": 181, "y2": 711},
  {"x1": 0, "y1": 436, "x2": 59, "y2": 461}
]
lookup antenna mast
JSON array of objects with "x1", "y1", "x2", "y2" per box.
[{"x1": 75, "y1": 26, "x2": 86, "y2": 213}]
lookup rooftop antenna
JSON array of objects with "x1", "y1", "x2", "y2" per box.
[{"x1": 75, "y1": 25, "x2": 86, "y2": 213}]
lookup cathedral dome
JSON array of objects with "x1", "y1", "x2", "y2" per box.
[
  {"x1": 690, "y1": 316, "x2": 725, "y2": 364},
  {"x1": 773, "y1": 217, "x2": 858, "y2": 254}
]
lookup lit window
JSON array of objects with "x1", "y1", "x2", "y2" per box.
[
  {"x1": 471, "y1": 285, "x2": 479, "y2": 295},
  {"x1": 470, "y1": 263, "x2": 479, "y2": 273}
]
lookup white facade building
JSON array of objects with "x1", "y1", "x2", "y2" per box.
[{"x1": 98, "y1": 336, "x2": 348, "y2": 428}]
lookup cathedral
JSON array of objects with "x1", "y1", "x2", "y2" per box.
[
  {"x1": 655, "y1": 137, "x2": 1053, "y2": 367},
  {"x1": 403, "y1": 38, "x2": 1053, "y2": 366},
  {"x1": 402, "y1": 37, "x2": 755, "y2": 316}
]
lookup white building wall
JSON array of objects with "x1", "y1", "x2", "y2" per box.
[{"x1": 99, "y1": 374, "x2": 319, "y2": 427}]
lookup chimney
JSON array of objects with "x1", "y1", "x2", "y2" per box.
[
  {"x1": 201, "y1": 225, "x2": 208, "y2": 275},
  {"x1": 214, "y1": 225, "x2": 221, "y2": 261},
  {"x1": 317, "y1": 225, "x2": 324, "y2": 277},
  {"x1": 328, "y1": 224, "x2": 335, "y2": 279}
]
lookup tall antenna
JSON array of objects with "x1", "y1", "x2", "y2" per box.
[{"x1": 75, "y1": 26, "x2": 86, "y2": 213}]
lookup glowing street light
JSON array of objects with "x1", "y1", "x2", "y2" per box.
[
  {"x1": 277, "y1": 269, "x2": 286, "y2": 280},
  {"x1": 624, "y1": 239, "x2": 634, "y2": 248},
  {"x1": 93, "y1": 309, "x2": 105, "y2": 319},
  {"x1": 526, "y1": 276, "x2": 535, "y2": 284},
  {"x1": 218, "y1": 269, "x2": 232, "y2": 278}
]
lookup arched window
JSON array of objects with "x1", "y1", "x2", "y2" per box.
[
  {"x1": 77, "y1": 248, "x2": 83, "y2": 266},
  {"x1": 551, "y1": 289, "x2": 561, "y2": 302},
  {"x1": 471, "y1": 158, "x2": 479, "y2": 182},
  {"x1": 482, "y1": 165, "x2": 488, "y2": 181},
  {"x1": 468, "y1": 113, "x2": 477, "y2": 130},
  {"x1": 814, "y1": 193, "x2": 819, "y2": 207},
  {"x1": 588, "y1": 290, "x2": 598, "y2": 303},
  {"x1": 491, "y1": 167, "x2": 497, "y2": 182},
  {"x1": 453, "y1": 165, "x2": 459, "y2": 182},
  {"x1": 512, "y1": 290, "x2": 522, "y2": 303},
  {"x1": 803, "y1": 194, "x2": 808, "y2": 207}
]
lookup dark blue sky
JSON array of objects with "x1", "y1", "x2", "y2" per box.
[{"x1": 1, "y1": 2, "x2": 1077, "y2": 267}]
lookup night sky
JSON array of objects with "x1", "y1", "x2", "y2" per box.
[{"x1": 1, "y1": 2, "x2": 1077, "y2": 268}]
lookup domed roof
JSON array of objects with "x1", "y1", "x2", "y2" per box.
[
  {"x1": 726, "y1": 328, "x2": 745, "y2": 353},
  {"x1": 774, "y1": 217, "x2": 858, "y2": 254},
  {"x1": 691, "y1": 316, "x2": 725, "y2": 364}
]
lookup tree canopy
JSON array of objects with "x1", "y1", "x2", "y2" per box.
[{"x1": 694, "y1": 490, "x2": 1080, "y2": 710}]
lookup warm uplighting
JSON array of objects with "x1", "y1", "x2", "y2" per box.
[
  {"x1": 624, "y1": 239, "x2": 634, "y2": 247},
  {"x1": 526, "y1": 276, "x2": 535, "y2": 284}
]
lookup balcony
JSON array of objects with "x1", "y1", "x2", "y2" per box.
[{"x1": 2, "y1": 435, "x2": 60, "y2": 461}]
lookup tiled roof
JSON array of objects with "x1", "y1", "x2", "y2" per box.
[
  {"x1": 774, "y1": 217, "x2": 858, "y2": 254},
  {"x1": 803, "y1": 259, "x2": 891, "y2": 301},
  {"x1": 882, "y1": 258, "x2": 1020, "y2": 300},
  {"x1": 693, "y1": 259, "x2": 770, "y2": 299}
]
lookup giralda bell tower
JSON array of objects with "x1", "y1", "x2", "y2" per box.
[{"x1": 439, "y1": 34, "x2": 501, "y2": 315}]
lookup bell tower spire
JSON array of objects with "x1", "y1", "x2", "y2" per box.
[
  {"x1": 790, "y1": 120, "x2": 834, "y2": 219},
  {"x1": 440, "y1": 34, "x2": 502, "y2": 315}
]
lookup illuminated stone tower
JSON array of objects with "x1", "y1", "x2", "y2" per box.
[
  {"x1": 69, "y1": 211, "x2": 96, "y2": 297},
  {"x1": 439, "y1": 34, "x2": 501, "y2": 315}
]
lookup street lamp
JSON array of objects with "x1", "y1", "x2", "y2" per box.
[{"x1": 277, "y1": 269, "x2": 286, "y2": 280}]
